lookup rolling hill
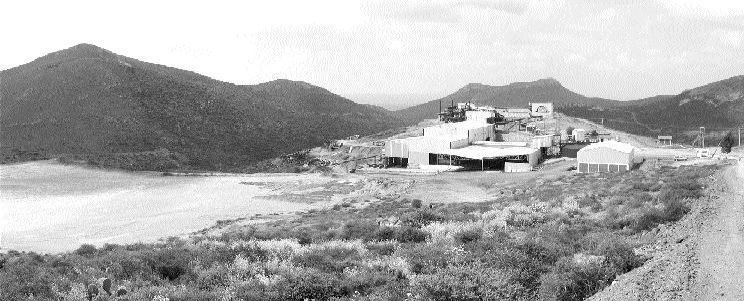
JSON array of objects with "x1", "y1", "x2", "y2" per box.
[
  {"x1": 560, "y1": 76, "x2": 743, "y2": 141},
  {"x1": 0, "y1": 44, "x2": 404, "y2": 170},
  {"x1": 397, "y1": 76, "x2": 742, "y2": 143},
  {"x1": 633, "y1": 75, "x2": 744, "y2": 128},
  {"x1": 395, "y1": 78, "x2": 618, "y2": 123}
]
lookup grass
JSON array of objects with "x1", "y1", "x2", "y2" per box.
[{"x1": 0, "y1": 164, "x2": 722, "y2": 301}]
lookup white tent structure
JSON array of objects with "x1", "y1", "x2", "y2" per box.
[{"x1": 577, "y1": 140, "x2": 635, "y2": 173}]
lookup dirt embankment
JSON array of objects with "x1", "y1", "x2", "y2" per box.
[
  {"x1": 693, "y1": 161, "x2": 744, "y2": 300},
  {"x1": 589, "y1": 161, "x2": 744, "y2": 301}
]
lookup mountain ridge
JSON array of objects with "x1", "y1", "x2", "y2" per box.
[
  {"x1": 395, "y1": 78, "x2": 618, "y2": 124},
  {"x1": 0, "y1": 43, "x2": 404, "y2": 170}
]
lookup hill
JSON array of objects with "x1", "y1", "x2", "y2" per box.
[
  {"x1": 395, "y1": 78, "x2": 618, "y2": 123},
  {"x1": 0, "y1": 44, "x2": 403, "y2": 170},
  {"x1": 633, "y1": 75, "x2": 744, "y2": 128},
  {"x1": 561, "y1": 76, "x2": 744, "y2": 141},
  {"x1": 401, "y1": 76, "x2": 743, "y2": 142}
]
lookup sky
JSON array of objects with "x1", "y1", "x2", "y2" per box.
[{"x1": 2, "y1": 0, "x2": 743, "y2": 102}]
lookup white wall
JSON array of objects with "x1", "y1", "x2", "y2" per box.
[
  {"x1": 577, "y1": 147, "x2": 632, "y2": 166},
  {"x1": 465, "y1": 110, "x2": 495, "y2": 123}
]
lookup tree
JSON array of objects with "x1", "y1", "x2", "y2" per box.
[{"x1": 721, "y1": 131, "x2": 735, "y2": 153}]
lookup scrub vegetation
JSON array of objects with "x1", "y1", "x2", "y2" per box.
[{"x1": 0, "y1": 164, "x2": 720, "y2": 301}]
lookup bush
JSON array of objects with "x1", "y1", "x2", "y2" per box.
[
  {"x1": 0, "y1": 257, "x2": 58, "y2": 301},
  {"x1": 401, "y1": 209, "x2": 443, "y2": 228},
  {"x1": 397, "y1": 243, "x2": 463, "y2": 274},
  {"x1": 291, "y1": 246, "x2": 362, "y2": 274},
  {"x1": 453, "y1": 227, "x2": 483, "y2": 244},
  {"x1": 661, "y1": 197, "x2": 690, "y2": 221},
  {"x1": 373, "y1": 226, "x2": 396, "y2": 241},
  {"x1": 412, "y1": 262, "x2": 527, "y2": 300},
  {"x1": 632, "y1": 197, "x2": 690, "y2": 232},
  {"x1": 147, "y1": 248, "x2": 192, "y2": 281},
  {"x1": 632, "y1": 208, "x2": 666, "y2": 231},
  {"x1": 467, "y1": 238, "x2": 547, "y2": 292},
  {"x1": 195, "y1": 265, "x2": 230, "y2": 290},
  {"x1": 276, "y1": 268, "x2": 342, "y2": 300},
  {"x1": 341, "y1": 220, "x2": 380, "y2": 242},
  {"x1": 394, "y1": 226, "x2": 428, "y2": 243},
  {"x1": 539, "y1": 257, "x2": 615, "y2": 301},
  {"x1": 366, "y1": 241, "x2": 398, "y2": 256},
  {"x1": 75, "y1": 244, "x2": 97, "y2": 257},
  {"x1": 411, "y1": 199, "x2": 423, "y2": 209},
  {"x1": 582, "y1": 233, "x2": 644, "y2": 274}
]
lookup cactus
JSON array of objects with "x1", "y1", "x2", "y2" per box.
[
  {"x1": 98, "y1": 277, "x2": 112, "y2": 295},
  {"x1": 86, "y1": 283, "x2": 99, "y2": 301}
]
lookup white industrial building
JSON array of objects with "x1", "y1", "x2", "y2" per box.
[
  {"x1": 530, "y1": 103, "x2": 554, "y2": 117},
  {"x1": 576, "y1": 140, "x2": 635, "y2": 173},
  {"x1": 384, "y1": 121, "x2": 541, "y2": 171},
  {"x1": 464, "y1": 110, "x2": 496, "y2": 123}
]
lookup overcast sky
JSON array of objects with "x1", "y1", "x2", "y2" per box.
[{"x1": 2, "y1": 0, "x2": 743, "y2": 101}]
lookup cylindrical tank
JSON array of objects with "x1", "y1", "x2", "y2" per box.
[{"x1": 572, "y1": 129, "x2": 586, "y2": 142}]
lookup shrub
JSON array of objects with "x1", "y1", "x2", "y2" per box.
[
  {"x1": 147, "y1": 248, "x2": 192, "y2": 281},
  {"x1": 93, "y1": 249, "x2": 150, "y2": 280},
  {"x1": 582, "y1": 232, "x2": 644, "y2": 274},
  {"x1": 341, "y1": 220, "x2": 380, "y2": 242},
  {"x1": 275, "y1": 268, "x2": 342, "y2": 300},
  {"x1": 340, "y1": 266, "x2": 398, "y2": 296},
  {"x1": 397, "y1": 242, "x2": 464, "y2": 274},
  {"x1": 539, "y1": 257, "x2": 615, "y2": 301},
  {"x1": 0, "y1": 257, "x2": 58, "y2": 300},
  {"x1": 411, "y1": 262, "x2": 527, "y2": 300},
  {"x1": 411, "y1": 199, "x2": 423, "y2": 209},
  {"x1": 366, "y1": 241, "x2": 398, "y2": 256},
  {"x1": 632, "y1": 208, "x2": 666, "y2": 232},
  {"x1": 661, "y1": 197, "x2": 690, "y2": 222},
  {"x1": 467, "y1": 238, "x2": 547, "y2": 292},
  {"x1": 394, "y1": 226, "x2": 428, "y2": 243},
  {"x1": 658, "y1": 187, "x2": 701, "y2": 202},
  {"x1": 195, "y1": 265, "x2": 230, "y2": 290},
  {"x1": 632, "y1": 197, "x2": 690, "y2": 232},
  {"x1": 373, "y1": 226, "x2": 396, "y2": 241},
  {"x1": 401, "y1": 209, "x2": 443, "y2": 228},
  {"x1": 453, "y1": 227, "x2": 483, "y2": 244},
  {"x1": 291, "y1": 245, "x2": 362, "y2": 274},
  {"x1": 75, "y1": 244, "x2": 97, "y2": 257}
]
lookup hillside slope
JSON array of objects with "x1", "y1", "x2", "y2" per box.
[
  {"x1": 561, "y1": 76, "x2": 744, "y2": 141},
  {"x1": 0, "y1": 44, "x2": 403, "y2": 170},
  {"x1": 395, "y1": 78, "x2": 618, "y2": 123},
  {"x1": 633, "y1": 75, "x2": 744, "y2": 129}
]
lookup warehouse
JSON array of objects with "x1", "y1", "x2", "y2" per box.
[
  {"x1": 384, "y1": 122, "x2": 540, "y2": 171},
  {"x1": 576, "y1": 140, "x2": 635, "y2": 173}
]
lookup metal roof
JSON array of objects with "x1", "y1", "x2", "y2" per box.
[{"x1": 578, "y1": 140, "x2": 635, "y2": 154}]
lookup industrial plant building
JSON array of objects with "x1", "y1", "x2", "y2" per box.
[
  {"x1": 576, "y1": 140, "x2": 635, "y2": 173},
  {"x1": 382, "y1": 101, "x2": 633, "y2": 173},
  {"x1": 384, "y1": 104, "x2": 550, "y2": 172}
]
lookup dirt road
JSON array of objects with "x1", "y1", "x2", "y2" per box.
[
  {"x1": 694, "y1": 161, "x2": 744, "y2": 300},
  {"x1": 589, "y1": 161, "x2": 743, "y2": 301}
]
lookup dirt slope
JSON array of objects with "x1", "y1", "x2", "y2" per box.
[
  {"x1": 694, "y1": 161, "x2": 744, "y2": 300},
  {"x1": 588, "y1": 161, "x2": 744, "y2": 301}
]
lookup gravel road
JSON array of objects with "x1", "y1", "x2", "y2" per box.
[
  {"x1": 694, "y1": 161, "x2": 744, "y2": 300},
  {"x1": 589, "y1": 161, "x2": 743, "y2": 301}
]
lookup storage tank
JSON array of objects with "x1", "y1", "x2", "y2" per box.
[{"x1": 572, "y1": 129, "x2": 586, "y2": 142}]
